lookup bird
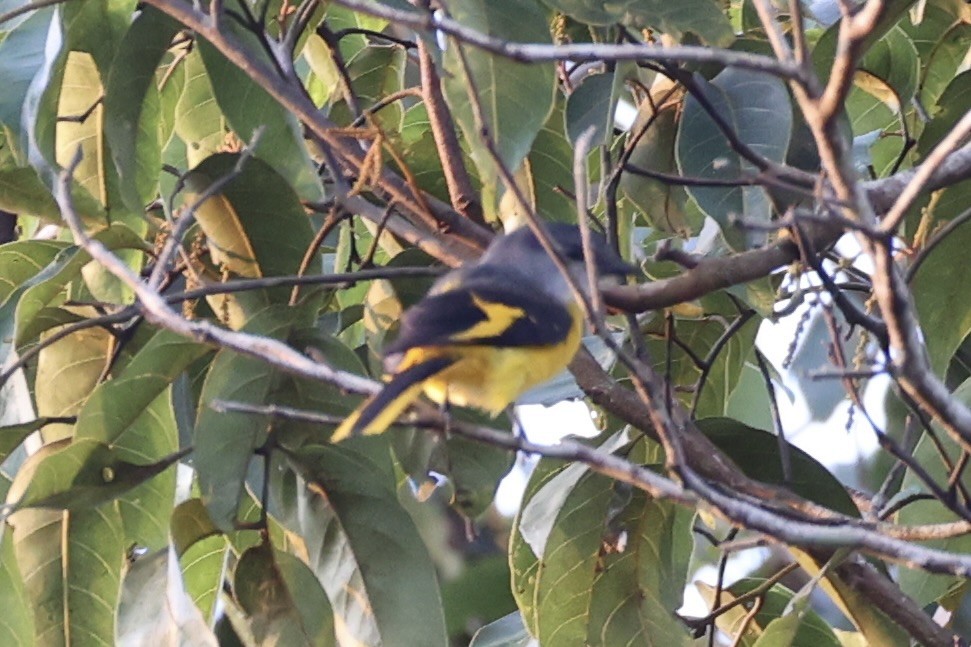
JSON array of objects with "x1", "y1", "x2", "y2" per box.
[{"x1": 331, "y1": 222, "x2": 635, "y2": 441}]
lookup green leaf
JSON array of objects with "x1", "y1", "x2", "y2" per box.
[
  {"x1": 540, "y1": 0, "x2": 733, "y2": 45},
  {"x1": 7, "y1": 438, "x2": 182, "y2": 511},
  {"x1": 0, "y1": 166, "x2": 105, "y2": 224},
  {"x1": 621, "y1": 99, "x2": 696, "y2": 237},
  {"x1": 234, "y1": 542, "x2": 336, "y2": 646},
  {"x1": 34, "y1": 326, "x2": 112, "y2": 441},
  {"x1": 895, "y1": 378, "x2": 971, "y2": 605},
  {"x1": 61, "y1": 0, "x2": 136, "y2": 76},
  {"x1": 0, "y1": 223, "x2": 147, "y2": 354},
  {"x1": 104, "y1": 5, "x2": 180, "y2": 212},
  {"x1": 194, "y1": 306, "x2": 296, "y2": 531},
  {"x1": 0, "y1": 523, "x2": 34, "y2": 646},
  {"x1": 0, "y1": 418, "x2": 63, "y2": 465},
  {"x1": 856, "y1": 26, "x2": 920, "y2": 108},
  {"x1": 443, "y1": 555, "x2": 517, "y2": 638},
  {"x1": 565, "y1": 72, "x2": 615, "y2": 148},
  {"x1": 442, "y1": 0, "x2": 556, "y2": 215},
  {"x1": 700, "y1": 418, "x2": 859, "y2": 517},
  {"x1": 171, "y1": 499, "x2": 228, "y2": 624},
  {"x1": 55, "y1": 51, "x2": 109, "y2": 207},
  {"x1": 526, "y1": 99, "x2": 575, "y2": 223},
  {"x1": 76, "y1": 330, "x2": 207, "y2": 445},
  {"x1": 0, "y1": 9, "x2": 57, "y2": 162},
  {"x1": 912, "y1": 213, "x2": 971, "y2": 375},
  {"x1": 585, "y1": 492, "x2": 694, "y2": 645},
  {"x1": 196, "y1": 31, "x2": 324, "y2": 202},
  {"x1": 9, "y1": 494, "x2": 124, "y2": 646},
  {"x1": 0, "y1": 239, "x2": 65, "y2": 303},
  {"x1": 901, "y1": 4, "x2": 971, "y2": 107},
  {"x1": 117, "y1": 549, "x2": 219, "y2": 646},
  {"x1": 676, "y1": 68, "x2": 792, "y2": 250},
  {"x1": 282, "y1": 442, "x2": 448, "y2": 647},
  {"x1": 183, "y1": 153, "x2": 316, "y2": 303},
  {"x1": 174, "y1": 49, "x2": 227, "y2": 167},
  {"x1": 919, "y1": 69, "x2": 971, "y2": 156}
]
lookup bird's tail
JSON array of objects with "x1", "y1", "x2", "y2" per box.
[{"x1": 331, "y1": 356, "x2": 455, "y2": 442}]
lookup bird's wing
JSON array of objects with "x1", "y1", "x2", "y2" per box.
[{"x1": 383, "y1": 277, "x2": 575, "y2": 356}]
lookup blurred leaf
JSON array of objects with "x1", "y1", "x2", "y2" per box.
[
  {"x1": 55, "y1": 51, "x2": 109, "y2": 207},
  {"x1": 443, "y1": 555, "x2": 517, "y2": 638},
  {"x1": 233, "y1": 542, "x2": 336, "y2": 646},
  {"x1": 0, "y1": 239, "x2": 65, "y2": 303},
  {"x1": 282, "y1": 441, "x2": 448, "y2": 647},
  {"x1": 104, "y1": 5, "x2": 180, "y2": 212},
  {"x1": 469, "y1": 611, "x2": 531, "y2": 647},
  {"x1": 197, "y1": 31, "x2": 324, "y2": 201},
  {"x1": 676, "y1": 68, "x2": 792, "y2": 250},
  {"x1": 441, "y1": 434, "x2": 515, "y2": 518},
  {"x1": 117, "y1": 549, "x2": 219, "y2": 647},
  {"x1": 0, "y1": 418, "x2": 62, "y2": 465},
  {"x1": 442, "y1": 0, "x2": 556, "y2": 214},
  {"x1": 540, "y1": 0, "x2": 733, "y2": 45},
  {"x1": 171, "y1": 499, "x2": 228, "y2": 624},
  {"x1": 0, "y1": 523, "x2": 34, "y2": 646},
  {"x1": 526, "y1": 99, "x2": 576, "y2": 223},
  {"x1": 700, "y1": 418, "x2": 860, "y2": 517}
]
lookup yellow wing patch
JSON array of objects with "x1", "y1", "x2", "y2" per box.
[{"x1": 448, "y1": 294, "x2": 526, "y2": 342}]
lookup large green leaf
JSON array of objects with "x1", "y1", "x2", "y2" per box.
[
  {"x1": 104, "y1": 6, "x2": 179, "y2": 212},
  {"x1": 6, "y1": 438, "x2": 182, "y2": 511},
  {"x1": 676, "y1": 68, "x2": 792, "y2": 250},
  {"x1": 196, "y1": 25, "x2": 324, "y2": 202},
  {"x1": 0, "y1": 9, "x2": 58, "y2": 163},
  {"x1": 621, "y1": 99, "x2": 696, "y2": 237},
  {"x1": 76, "y1": 330, "x2": 207, "y2": 445},
  {"x1": 233, "y1": 542, "x2": 336, "y2": 646},
  {"x1": 174, "y1": 49, "x2": 227, "y2": 167},
  {"x1": 8, "y1": 448, "x2": 126, "y2": 647},
  {"x1": 901, "y1": 3, "x2": 971, "y2": 107},
  {"x1": 856, "y1": 26, "x2": 920, "y2": 108},
  {"x1": 895, "y1": 378, "x2": 971, "y2": 605},
  {"x1": 0, "y1": 167, "x2": 105, "y2": 224},
  {"x1": 539, "y1": 0, "x2": 733, "y2": 45},
  {"x1": 911, "y1": 213, "x2": 971, "y2": 375},
  {"x1": 183, "y1": 153, "x2": 317, "y2": 304},
  {"x1": 442, "y1": 0, "x2": 556, "y2": 214},
  {"x1": 918, "y1": 69, "x2": 971, "y2": 156},
  {"x1": 117, "y1": 549, "x2": 219, "y2": 646},
  {"x1": 586, "y1": 492, "x2": 694, "y2": 645},
  {"x1": 193, "y1": 306, "x2": 296, "y2": 531},
  {"x1": 281, "y1": 441, "x2": 448, "y2": 647},
  {"x1": 0, "y1": 523, "x2": 34, "y2": 645},
  {"x1": 171, "y1": 499, "x2": 228, "y2": 624},
  {"x1": 0, "y1": 223, "x2": 147, "y2": 357},
  {"x1": 700, "y1": 418, "x2": 860, "y2": 517},
  {"x1": 60, "y1": 0, "x2": 136, "y2": 77}
]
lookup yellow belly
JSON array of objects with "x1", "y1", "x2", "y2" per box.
[{"x1": 399, "y1": 312, "x2": 584, "y2": 415}]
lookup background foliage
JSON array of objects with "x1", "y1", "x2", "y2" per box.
[{"x1": 1, "y1": 0, "x2": 971, "y2": 644}]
